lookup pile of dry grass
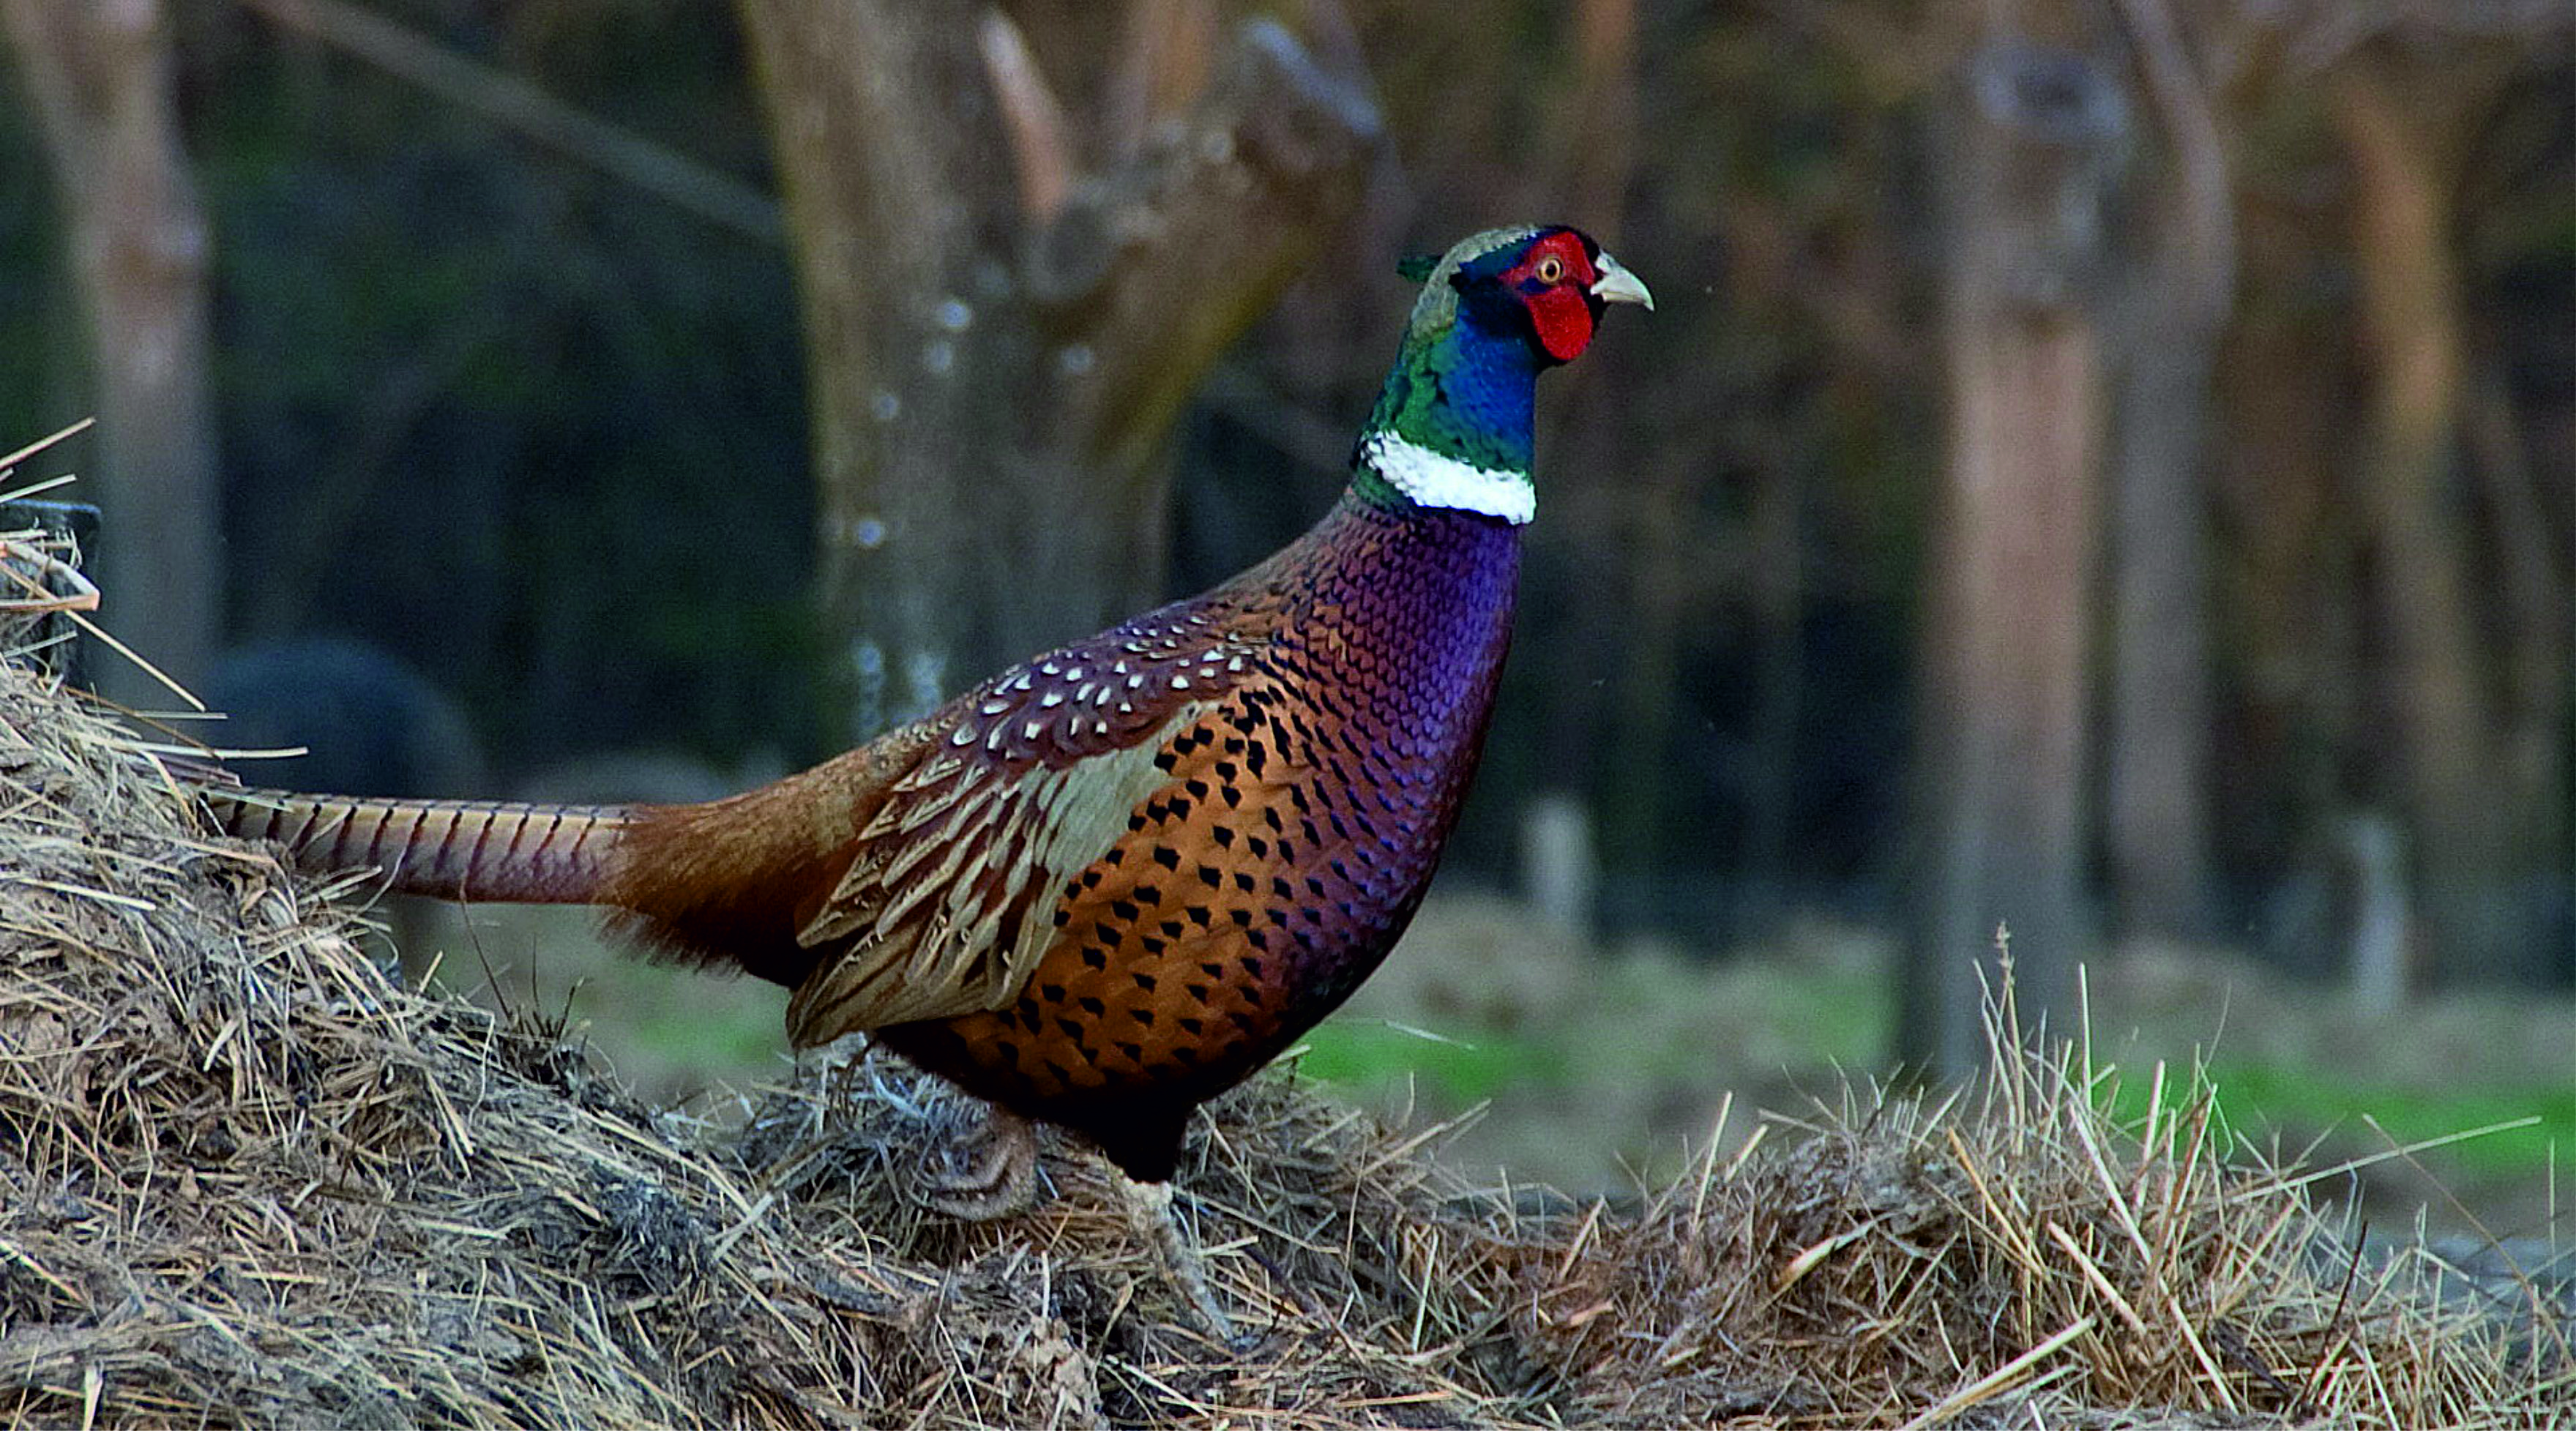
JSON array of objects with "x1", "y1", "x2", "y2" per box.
[{"x1": 0, "y1": 548, "x2": 2564, "y2": 1425}]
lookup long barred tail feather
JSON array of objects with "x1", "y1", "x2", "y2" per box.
[{"x1": 205, "y1": 789, "x2": 633, "y2": 904}]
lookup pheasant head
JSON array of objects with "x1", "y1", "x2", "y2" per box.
[{"x1": 1358, "y1": 225, "x2": 1652, "y2": 523}]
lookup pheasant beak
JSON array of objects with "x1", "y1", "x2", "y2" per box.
[{"x1": 1589, "y1": 253, "x2": 1654, "y2": 310}]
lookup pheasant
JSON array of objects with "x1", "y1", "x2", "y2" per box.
[{"x1": 202, "y1": 225, "x2": 1649, "y2": 1336}]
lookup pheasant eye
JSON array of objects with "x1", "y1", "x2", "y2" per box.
[{"x1": 1534, "y1": 255, "x2": 1565, "y2": 283}]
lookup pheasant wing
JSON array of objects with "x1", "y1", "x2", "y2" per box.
[{"x1": 782, "y1": 618, "x2": 1271, "y2": 1042}]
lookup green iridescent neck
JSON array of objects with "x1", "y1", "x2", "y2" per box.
[{"x1": 1351, "y1": 232, "x2": 1544, "y2": 519}]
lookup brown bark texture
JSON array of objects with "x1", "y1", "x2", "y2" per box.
[
  {"x1": 1, "y1": 0, "x2": 220, "y2": 695},
  {"x1": 2332, "y1": 59, "x2": 2564, "y2": 987},
  {"x1": 733, "y1": 0, "x2": 1381, "y2": 739},
  {"x1": 1903, "y1": 36, "x2": 2127, "y2": 1080},
  {"x1": 2102, "y1": 0, "x2": 2228, "y2": 941}
]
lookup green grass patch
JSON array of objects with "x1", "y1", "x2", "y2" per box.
[
  {"x1": 1297, "y1": 1019, "x2": 1566, "y2": 1102},
  {"x1": 2202, "y1": 1059, "x2": 2572, "y2": 1178},
  {"x1": 2094, "y1": 1057, "x2": 2572, "y2": 1180}
]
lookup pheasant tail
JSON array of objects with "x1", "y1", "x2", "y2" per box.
[{"x1": 211, "y1": 791, "x2": 630, "y2": 903}]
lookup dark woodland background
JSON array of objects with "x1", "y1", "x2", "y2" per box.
[{"x1": 2, "y1": 0, "x2": 2570, "y2": 1086}]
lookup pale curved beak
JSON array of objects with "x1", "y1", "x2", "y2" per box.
[{"x1": 1590, "y1": 252, "x2": 1654, "y2": 310}]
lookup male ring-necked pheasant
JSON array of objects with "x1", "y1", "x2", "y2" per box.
[{"x1": 202, "y1": 225, "x2": 1649, "y2": 1335}]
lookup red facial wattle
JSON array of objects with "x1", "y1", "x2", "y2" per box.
[
  {"x1": 1526, "y1": 286, "x2": 1596, "y2": 362},
  {"x1": 1501, "y1": 231, "x2": 1603, "y2": 362}
]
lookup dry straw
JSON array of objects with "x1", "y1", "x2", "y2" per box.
[{"x1": 0, "y1": 504, "x2": 2564, "y2": 1427}]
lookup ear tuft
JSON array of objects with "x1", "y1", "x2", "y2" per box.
[{"x1": 1395, "y1": 253, "x2": 1441, "y2": 283}]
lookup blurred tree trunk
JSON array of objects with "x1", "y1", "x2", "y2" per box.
[
  {"x1": 2332, "y1": 58, "x2": 2559, "y2": 987},
  {"x1": 2214, "y1": 262, "x2": 2358, "y2": 981},
  {"x1": 2102, "y1": 0, "x2": 2227, "y2": 942},
  {"x1": 1901, "y1": 33, "x2": 2126, "y2": 1080},
  {"x1": 733, "y1": 0, "x2": 1379, "y2": 738},
  {"x1": 2, "y1": 0, "x2": 220, "y2": 695},
  {"x1": 1743, "y1": 435, "x2": 1805, "y2": 919},
  {"x1": 2464, "y1": 364, "x2": 2571, "y2": 985}
]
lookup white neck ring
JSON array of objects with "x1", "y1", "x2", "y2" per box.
[{"x1": 1360, "y1": 432, "x2": 1535, "y2": 524}]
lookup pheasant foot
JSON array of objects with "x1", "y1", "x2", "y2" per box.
[
  {"x1": 1119, "y1": 1175, "x2": 1244, "y2": 1348},
  {"x1": 925, "y1": 1106, "x2": 1039, "y2": 1220}
]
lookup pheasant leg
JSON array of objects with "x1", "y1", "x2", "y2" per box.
[
  {"x1": 925, "y1": 1106, "x2": 1039, "y2": 1220},
  {"x1": 1119, "y1": 1175, "x2": 1240, "y2": 1345}
]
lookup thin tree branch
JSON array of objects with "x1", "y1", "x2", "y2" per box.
[
  {"x1": 1053, "y1": 16, "x2": 1381, "y2": 472},
  {"x1": 234, "y1": 0, "x2": 783, "y2": 242},
  {"x1": 2113, "y1": 0, "x2": 2235, "y2": 324},
  {"x1": 1105, "y1": 0, "x2": 1217, "y2": 165},
  {"x1": 979, "y1": 7, "x2": 1074, "y2": 224}
]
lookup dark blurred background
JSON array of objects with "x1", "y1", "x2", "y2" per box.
[{"x1": 3, "y1": 0, "x2": 2569, "y2": 1218}]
